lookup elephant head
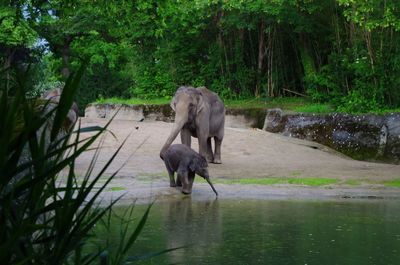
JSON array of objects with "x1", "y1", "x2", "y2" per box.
[
  {"x1": 160, "y1": 86, "x2": 205, "y2": 158},
  {"x1": 189, "y1": 155, "x2": 218, "y2": 196}
]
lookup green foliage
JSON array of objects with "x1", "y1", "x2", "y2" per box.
[
  {"x1": 95, "y1": 96, "x2": 317, "y2": 111},
  {"x1": 26, "y1": 53, "x2": 64, "y2": 98},
  {"x1": 0, "y1": 64, "x2": 172, "y2": 264},
  {"x1": 2, "y1": 0, "x2": 400, "y2": 113},
  {"x1": 96, "y1": 97, "x2": 170, "y2": 105},
  {"x1": 77, "y1": 58, "x2": 134, "y2": 107},
  {"x1": 294, "y1": 103, "x2": 333, "y2": 114},
  {"x1": 336, "y1": 89, "x2": 381, "y2": 113},
  {"x1": 0, "y1": 64, "x2": 114, "y2": 264},
  {"x1": 129, "y1": 62, "x2": 176, "y2": 99},
  {"x1": 0, "y1": 6, "x2": 37, "y2": 47}
]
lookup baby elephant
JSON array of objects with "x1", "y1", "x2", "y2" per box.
[{"x1": 162, "y1": 144, "x2": 218, "y2": 196}]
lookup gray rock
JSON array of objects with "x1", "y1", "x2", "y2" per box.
[
  {"x1": 263, "y1": 111, "x2": 400, "y2": 163},
  {"x1": 262, "y1": 108, "x2": 283, "y2": 132}
]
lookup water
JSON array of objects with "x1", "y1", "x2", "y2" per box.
[{"x1": 98, "y1": 198, "x2": 400, "y2": 265}]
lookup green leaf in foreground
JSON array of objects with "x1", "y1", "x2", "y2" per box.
[{"x1": 0, "y1": 62, "x2": 177, "y2": 265}]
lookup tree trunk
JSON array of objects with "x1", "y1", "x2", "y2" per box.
[
  {"x1": 217, "y1": 32, "x2": 225, "y2": 75},
  {"x1": 255, "y1": 19, "x2": 265, "y2": 97},
  {"x1": 299, "y1": 33, "x2": 316, "y2": 94},
  {"x1": 216, "y1": 11, "x2": 225, "y2": 76},
  {"x1": 364, "y1": 29, "x2": 378, "y2": 87},
  {"x1": 266, "y1": 26, "x2": 275, "y2": 97},
  {"x1": 61, "y1": 36, "x2": 72, "y2": 79},
  {"x1": 3, "y1": 47, "x2": 15, "y2": 90}
]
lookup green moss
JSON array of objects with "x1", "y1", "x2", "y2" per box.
[
  {"x1": 94, "y1": 97, "x2": 312, "y2": 111},
  {"x1": 286, "y1": 178, "x2": 338, "y2": 186},
  {"x1": 336, "y1": 107, "x2": 400, "y2": 115},
  {"x1": 211, "y1": 177, "x2": 338, "y2": 187},
  {"x1": 93, "y1": 97, "x2": 400, "y2": 114},
  {"x1": 342, "y1": 179, "x2": 361, "y2": 186},
  {"x1": 383, "y1": 179, "x2": 400, "y2": 188},
  {"x1": 233, "y1": 178, "x2": 285, "y2": 185},
  {"x1": 96, "y1": 97, "x2": 170, "y2": 105},
  {"x1": 294, "y1": 104, "x2": 333, "y2": 114},
  {"x1": 108, "y1": 186, "x2": 126, "y2": 191},
  {"x1": 224, "y1": 97, "x2": 309, "y2": 110}
]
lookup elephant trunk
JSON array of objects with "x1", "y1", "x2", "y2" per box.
[
  {"x1": 160, "y1": 110, "x2": 188, "y2": 159},
  {"x1": 205, "y1": 177, "x2": 218, "y2": 196}
]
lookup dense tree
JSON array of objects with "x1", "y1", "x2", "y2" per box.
[{"x1": 1, "y1": 0, "x2": 400, "y2": 112}]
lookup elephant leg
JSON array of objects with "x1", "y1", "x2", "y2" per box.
[
  {"x1": 181, "y1": 128, "x2": 191, "y2": 147},
  {"x1": 213, "y1": 136, "x2": 223, "y2": 164},
  {"x1": 176, "y1": 175, "x2": 182, "y2": 186},
  {"x1": 167, "y1": 167, "x2": 176, "y2": 187},
  {"x1": 196, "y1": 115, "x2": 212, "y2": 162},
  {"x1": 179, "y1": 170, "x2": 191, "y2": 194},
  {"x1": 165, "y1": 162, "x2": 176, "y2": 187},
  {"x1": 207, "y1": 138, "x2": 214, "y2": 162},
  {"x1": 187, "y1": 171, "x2": 195, "y2": 193},
  {"x1": 198, "y1": 135, "x2": 212, "y2": 162},
  {"x1": 169, "y1": 174, "x2": 176, "y2": 187}
]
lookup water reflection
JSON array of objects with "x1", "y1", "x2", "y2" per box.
[
  {"x1": 119, "y1": 199, "x2": 400, "y2": 265},
  {"x1": 163, "y1": 197, "x2": 221, "y2": 264}
]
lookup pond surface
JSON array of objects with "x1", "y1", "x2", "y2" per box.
[{"x1": 102, "y1": 198, "x2": 400, "y2": 265}]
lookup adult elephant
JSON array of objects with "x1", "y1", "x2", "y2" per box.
[{"x1": 160, "y1": 86, "x2": 225, "y2": 164}]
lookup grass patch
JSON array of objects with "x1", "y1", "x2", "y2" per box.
[
  {"x1": 94, "y1": 97, "x2": 314, "y2": 111},
  {"x1": 336, "y1": 107, "x2": 400, "y2": 115},
  {"x1": 383, "y1": 179, "x2": 400, "y2": 187},
  {"x1": 294, "y1": 103, "x2": 333, "y2": 114},
  {"x1": 93, "y1": 97, "x2": 400, "y2": 114},
  {"x1": 205, "y1": 177, "x2": 339, "y2": 187},
  {"x1": 96, "y1": 97, "x2": 170, "y2": 105},
  {"x1": 109, "y1": 186, "x2": 126, "y2": 191},
  {"x1": 224, "y1": 97, "x2": 309, "y2": 110},
  {"x1": 342, "y1": 179, "x2": 361, "y2": 186}
]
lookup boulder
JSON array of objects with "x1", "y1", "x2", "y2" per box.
[{"x1": 262, "y1": 108, "x2": 284, "y2": 132}]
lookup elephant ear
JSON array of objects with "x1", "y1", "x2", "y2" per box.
[
  {"x1": 189, "y1": 155, "x2": 207, "y2": 172},
  {"x1": 189, "y1": 158, "x2": 197, "y2": 172},
  {"x1": 195, "y1": 92, "x2": 205, "y2": 115},
  {"x1": 170, "y1": 96, "x2": 177, "y2": 111}
]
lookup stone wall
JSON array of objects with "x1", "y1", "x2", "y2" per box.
[
  {"x1": 85, "y1": 103, "x2": 266, "y2": 128},
  {"x1": 263, "y1": 109, "x2": 400, "y2": 163},
  {"x1": 85, "y1": 103, "x2": 174, "y2": 122}
]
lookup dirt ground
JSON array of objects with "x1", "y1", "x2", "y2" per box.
[{"x1": 74, "y1": 118, "x2": 400, "y2": 204}]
